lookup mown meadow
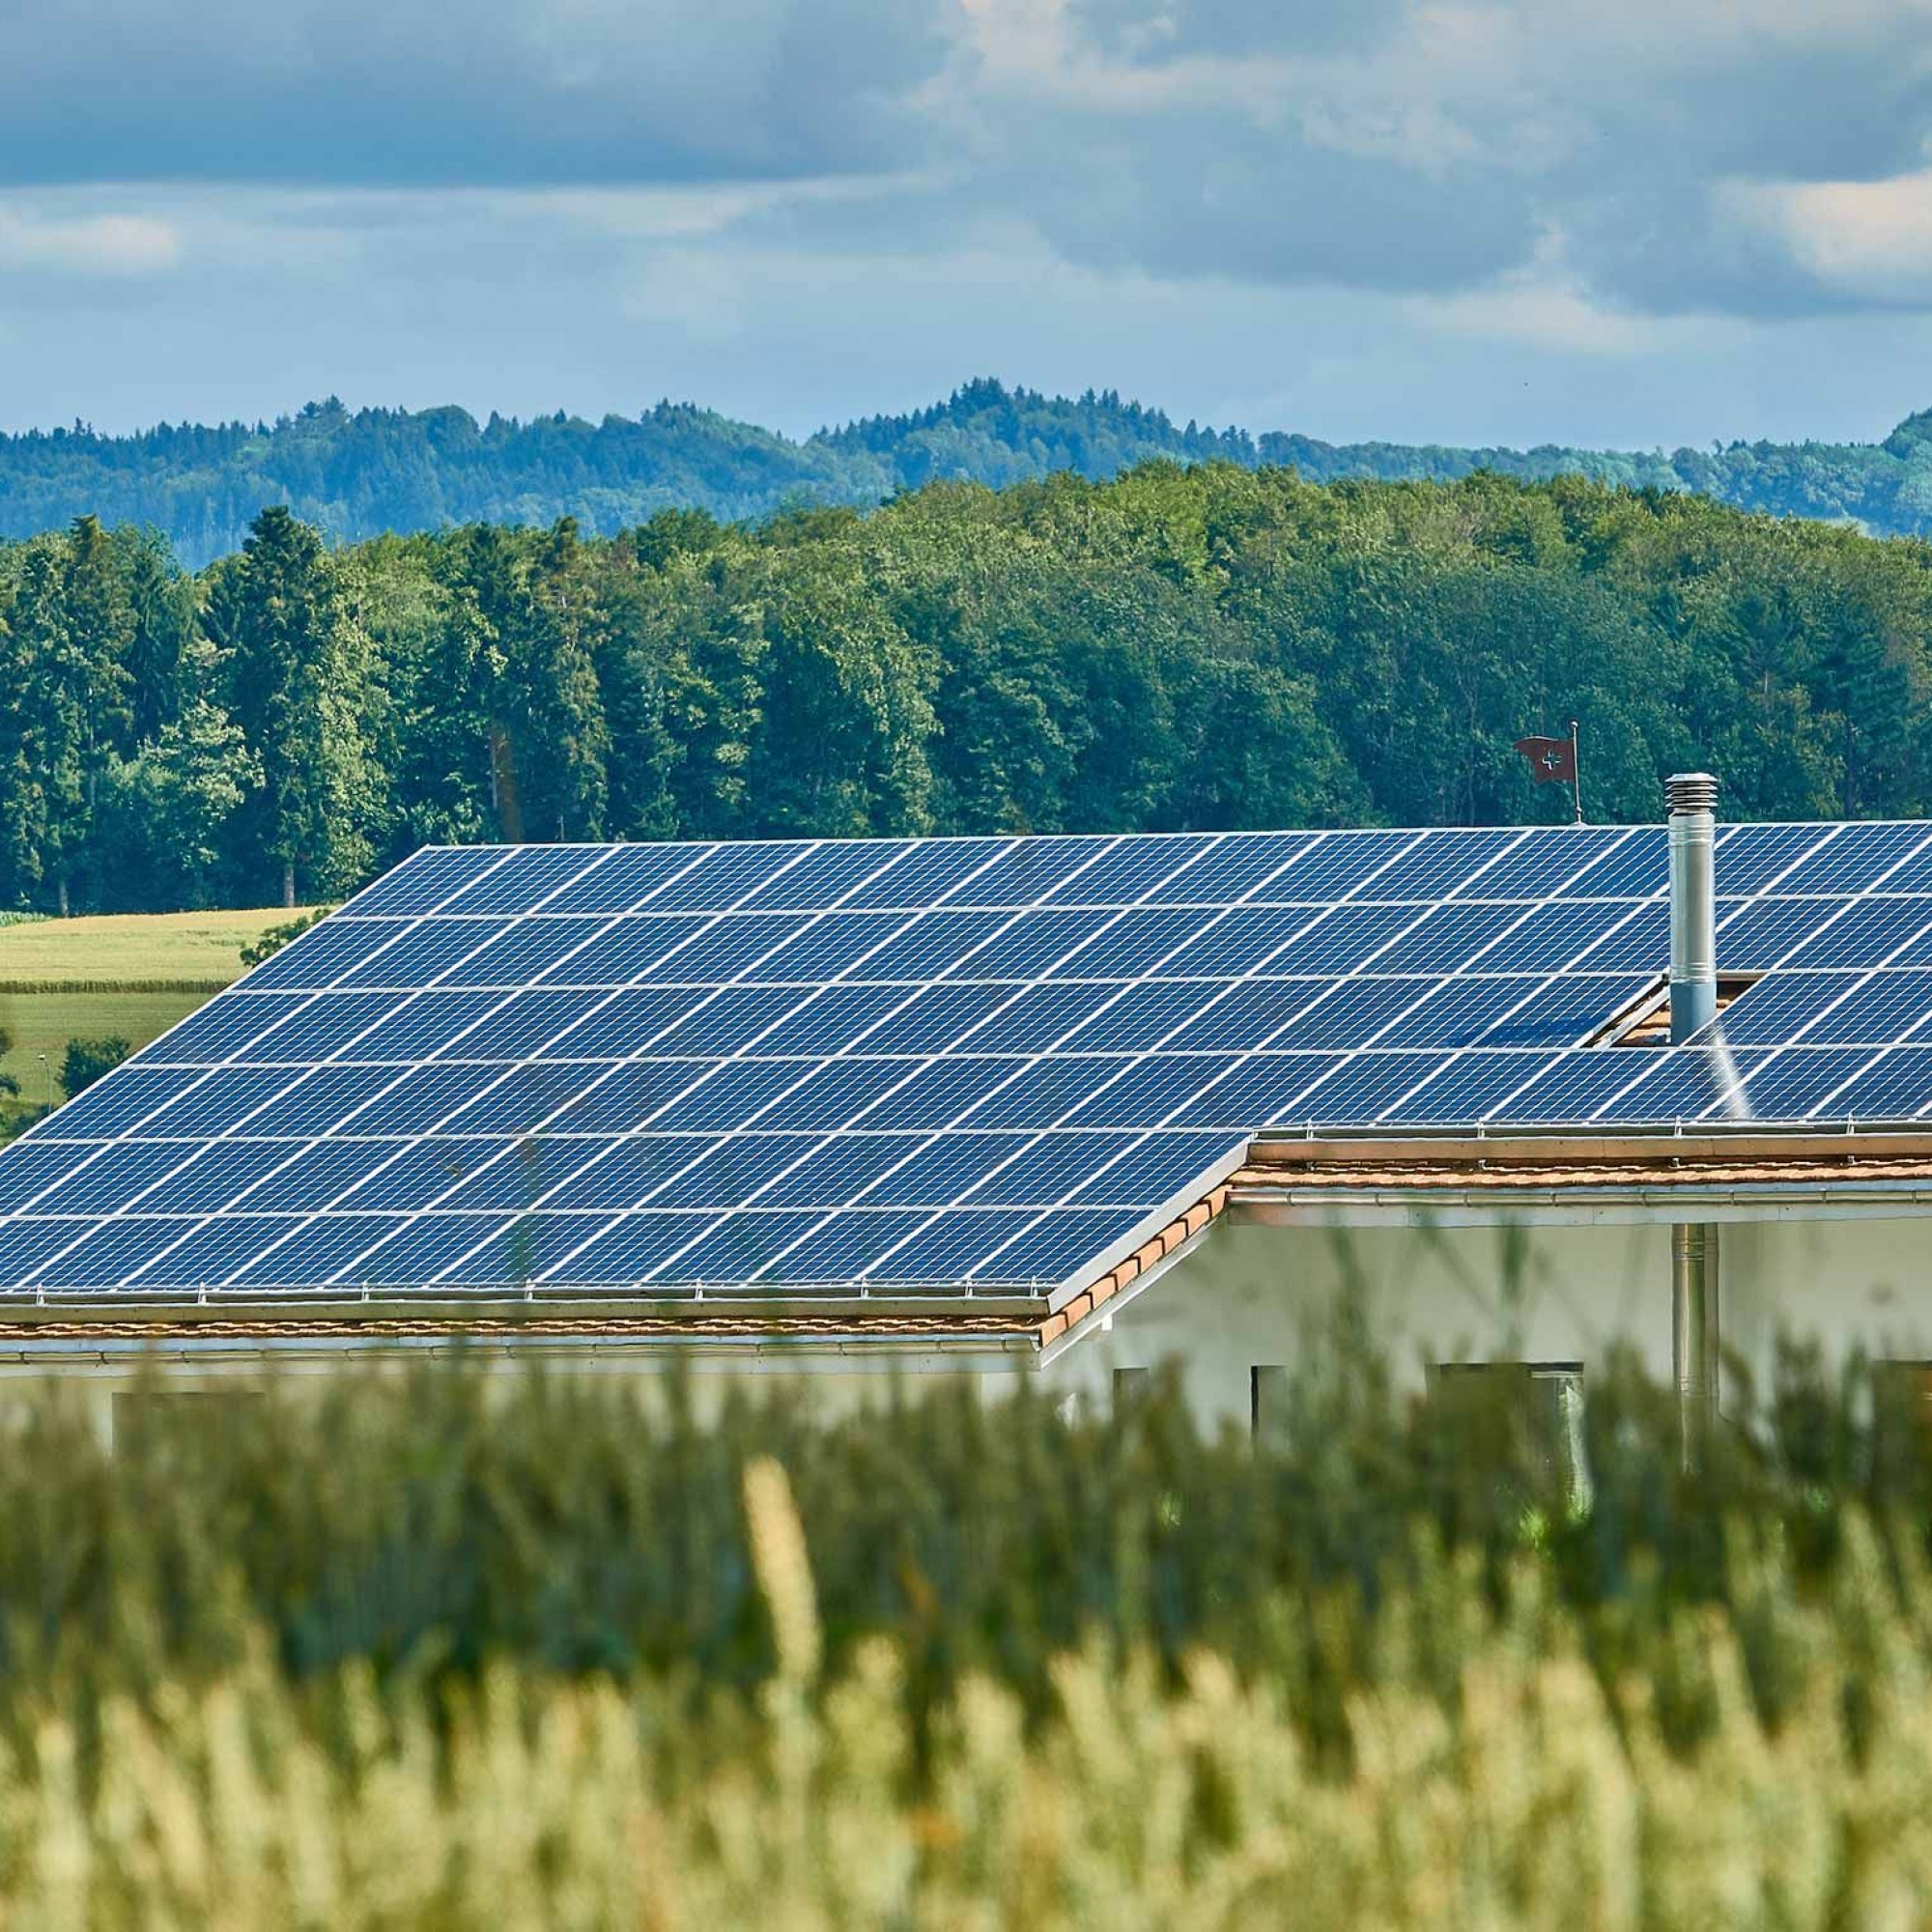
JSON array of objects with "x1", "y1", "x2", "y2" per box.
[
  {"x1": 0, "y1": 907, "x2": 300, "y2": 1129},
  {"x1": 0, "y1": 1326, "x2": 1925, "y2": 1923}
]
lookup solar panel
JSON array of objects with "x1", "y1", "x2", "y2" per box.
[
  {"x1": 1465, "y1": 900, "x2": 1632, "y2": 972},
  {"x1": 1454, "y1": 826, "x2": 1629, "y2": 899},
  {"x1": 971, "y1": 1208, "x2": 1151, "y2": 1286},
  {"x1": 1479, "y1": 974, "x2": 1652, "y2": 1047},
  {"x1": 135, "y1": 1140, "x2": 298, "y2": 1214},
  {"x1": 1727, "y1": 1048, "x2": 1874, "y2": 1120},
  {"x1": 1602, "y1": 1047, "x2": 1753, "y2": 1122},
  {"x1": 1795, "y1": 971, "x2": 1932, "y2": 1046},
  {"x1": 146, "y1": 992, "x2": 316, "y2": 1065},
  {"x1": 644, "y1": 1137, "x2": 823, "y2": 1209},
  {"x1": 1695, "y1": 973, "x2": 1863, "y2": 1045},
  {"x1": 547, "y1": 1212, "x2": 710, "y2": 1284},
  {"x1": 759, "y1": 1134, "x2": 927, "y2": 1208},
  {"x1": 135, "y1": 1214, "x2": 312, "y2": 1288},
  {"x1": 1372, "y1": 902, "x2": 1524, "y2": 972},
  {"x1": 350, "y1": 1211, "x2": 522, "y2": 1287},
  {"x1": 231, "y1": 1206, "x2": 412, "y2": 1283},
  {"x1": 657, "y1": 1209, "x2": 825, "y2": 1285},
  {"x1": 764, "y1": 1208, "x2": 933, "y2": 1284},
  {"x1": 1067, "y1": 1131, "x2": 1247, "y2": 1206},
  {"x1": 1145, "y1": 832, "x2": 1314, "y2": 903},
  {"x1": 1044, "y1": 835, "x2": 1217, "y2": 904},
  {"x1": 11, "y1": 819, "x2": 1932, "y2": 1303},
  {"x1": 1712, "y1": 823, "x2": 1836, "y2": 895},
  {"x1": 240, "y1": 921, "x2": 410, "y2": 990},
  {"x1": 949, "y1": 837, "x2": 1119, "y2": 908},
  {"x1": 238, "y1": 1139, "x2": 413, "y2": 1212},
  {"x1": 1380, "y1": 1049, "x2": 1563, "y2": 1125},
  {"x1": 339, "y1": 919, "x2": 514, "y2": 988},
  {"x1": 337, "y1": 845, "x2": 506, "y2": 917},
  {"x1": 1713, "y1": 897, "x2": 1852, "y2": 970},
  {"x1": 1377, "y1": 977, "x2": 1546, "y2": 1050},
  {"x1": 1821, "y1": 1046, "x2": 1932, "y2": 1120},
  {"x1": 1265, "y1": 830, "x2": 1423, "y2": 900},
  {"x1": 436, "y1": 845, "x2": 606, "y2": 914},
  {"x1": 1151, "y1": 980, "x2": 1320, "y2": 1054},
  {"x1": 1780, "y1": 898, "x2": 1932, "y2": 970},
  {"x1": 1361, "y1": 829, "x2": 1522, "y2": 901},
  {"x1": 1773, "y1": 822, "x2": 1932, "y2": 895},
  {"x1": 860, "y1": 1208, "x2": 1022, "y2": 1284},
  {"x1": 541, "y1": 1136, "x2": 723, "y2": 1209}
]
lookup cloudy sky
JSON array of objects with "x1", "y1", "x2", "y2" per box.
[{"x1": 3, "y1": 0, "x2": 1932, "y2": 449}]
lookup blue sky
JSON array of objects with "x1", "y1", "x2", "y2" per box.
[{"x1": 4, "y1": 0, "x2": 1932, "y2": 448}]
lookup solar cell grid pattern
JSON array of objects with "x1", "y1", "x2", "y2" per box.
[{"x1": 7, "y1": 817, "x2": 1932, "y2": 1302}]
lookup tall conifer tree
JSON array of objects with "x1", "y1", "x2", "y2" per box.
[{"x1": 208, "y1": 507, "x2": 378, "y2": 906}]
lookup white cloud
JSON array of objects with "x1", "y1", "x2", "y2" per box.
[
  {"x1": 1415, "y1": 279, "x2": 1676, "y2": 355},
  {"x1": 1404, "y1": 226, "x2": 1728, "y2": 354},
  {"x1": 1729, "y1": 169, "x2": 1932, "y2": 305},
  {"x1": 0, "y1": 206, "x2": 180, "y2": 274}
]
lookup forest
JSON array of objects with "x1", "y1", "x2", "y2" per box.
[
  {"x1": 0, "y1": 460, "x2": 1928, "y2": 917},
  {"x1": 9, "y1": 381, "x2": 1932, "y2": 565}
]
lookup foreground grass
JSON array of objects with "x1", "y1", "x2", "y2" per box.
[
  {"x1": 0, "y1": 907, "x2": 308, "y2": 1106},
  {"x1": 0, "y1": 1340, "x2": 1926, "y2": 1923},
  {"x1": 3, "y1": 1521, "x2": 1927, "y2": 1926}
]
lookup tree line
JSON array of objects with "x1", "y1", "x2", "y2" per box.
[
  {"x1": 1, "y1": 461, "x2": 1929, "y2": 916},
  {"x1": 10, "y1": 381, "x2": 1932, "y2": 568}
]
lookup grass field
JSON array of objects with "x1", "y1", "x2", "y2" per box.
[{"x1": 0, "y1": 907, "x2": 311, "y2": 1105}]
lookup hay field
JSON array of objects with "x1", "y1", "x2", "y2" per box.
[{"x1": 0, "y1": 907, "x2": 309, "y2": 1101}]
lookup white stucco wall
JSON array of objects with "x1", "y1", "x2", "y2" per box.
[{"x1": 1036, "y1": 1207, "x2": 1932, "y2": 1431}]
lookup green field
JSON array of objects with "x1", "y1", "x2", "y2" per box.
[
  {"x1": 0, "y1": 907, "x2": 310, "y2": 1106},
  {"x1": 0, "y1": 1353, "x2": 1927, "y2": 1919}
]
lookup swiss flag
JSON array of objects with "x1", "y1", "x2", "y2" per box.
[{"x1": 1513, "y1": 733, "x2": 1577, "y2": 784}]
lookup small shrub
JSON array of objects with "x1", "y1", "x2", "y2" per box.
[
  {"x1": 60, "y1": 1035, "x2": 129, "y2": 1097},
  {"x1": 240, "y1": 907, "x2": 332, "y2": 968}
]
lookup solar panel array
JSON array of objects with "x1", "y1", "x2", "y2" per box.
[{"x1": 5, "y1": 818, "x2": 1932, "y2": 1303}]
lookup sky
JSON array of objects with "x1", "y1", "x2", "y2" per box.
[{"x1": 3, "y1": 0, "x2": 1932, "y2": 450}]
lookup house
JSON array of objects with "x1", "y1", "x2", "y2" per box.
[{"x1": 2, "y1": 775, "x2": 1931, "y2": 1446}]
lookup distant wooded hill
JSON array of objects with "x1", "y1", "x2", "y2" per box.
[{"x1": 7, "y1": 380, "x2": 1932, "y2": 565}]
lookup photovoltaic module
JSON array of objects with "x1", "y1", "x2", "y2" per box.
[{"x1": 4, "y1": 819, "x2": 1932, "y2": 1302}]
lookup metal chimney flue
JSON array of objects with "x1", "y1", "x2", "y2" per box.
[{"x1": 1666, "y1": 772, "x2": 1719, "y2": 1044}]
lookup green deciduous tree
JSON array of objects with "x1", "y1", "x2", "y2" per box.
[
  {"x1": 99, "y1": 674, "x2": 261, "y2": 911},
  {"x1": 60, "y1": 1035, "x2": 128, "y2": 1099},
  {"x1": 3, "y1": 464, "x2": 1932, "y2": 917}
]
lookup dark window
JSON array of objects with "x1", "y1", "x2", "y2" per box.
[
  {"x1": 1251, "y1": 1364, "x2": 1290, "y2": 1450},
  {"x1": 111, "y1": 1386, "x2": 265, "y2": 1452},
  {"x1": 1873, "y1": 1361, "x2": 1932, "y2": 1480},
  {"x1": 1431, "y1": 1361, "x2": 1591, "y2": 1513}
]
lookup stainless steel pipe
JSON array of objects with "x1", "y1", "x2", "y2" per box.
[
  {"x1": 1672, "y1": 1222, "x2": 1719, "y2": 1470},
  {"x1": 1666, "y1": 772, "x2": 1719, "y2": 1045}
]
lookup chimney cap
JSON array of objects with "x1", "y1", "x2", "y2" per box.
[{"x1": 1665, "y1": 772, "x2": 1719, "y2": 816}]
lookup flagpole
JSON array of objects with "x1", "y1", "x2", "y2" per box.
[{"x1": 1569, "y1": 719, "x2": 1583, "y2": 826}]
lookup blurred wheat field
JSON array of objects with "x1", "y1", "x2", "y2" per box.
[{"x1": 1, "y1": 1333, "x2": 1931, "y2": 1923}]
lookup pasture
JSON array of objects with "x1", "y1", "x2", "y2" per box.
[{"x1": 0, "y1": 908, "x2": 307, "y2": 1106}]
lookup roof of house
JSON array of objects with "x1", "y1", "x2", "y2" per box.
[
  {"x1": 6, "y1": 1122, "x2": 1925, "y2": 1359},
  {"x1": 4, "y1": 819, "x2": 1932, "y2": 1324}
]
